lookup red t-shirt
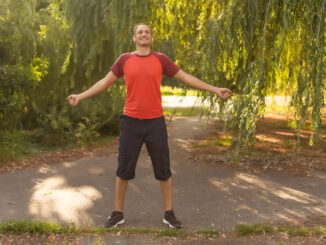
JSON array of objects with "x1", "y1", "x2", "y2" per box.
[{"x1": 110, "y1": 51, "x2": 179, "y2": 119}]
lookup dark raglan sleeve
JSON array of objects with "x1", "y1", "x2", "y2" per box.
[
  {"x1": 154, "y1": 53, "x2": 180, "y2": 77},
  {"x1": 110, "y1": 53, "x2": 131, "y2": 78}
]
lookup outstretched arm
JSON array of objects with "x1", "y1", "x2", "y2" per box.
[
  {"x1": 174, "y1": 69, "x2": 232, "y2": 100},
  {"x1": 66, "y1": 71, "x2": 119, "y2": 106}
]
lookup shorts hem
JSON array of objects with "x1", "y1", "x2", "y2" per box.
[
  {"x1": 154, "y1": 174, "x2": 172, "y2": 181},
  {"x1": 117, "y1": 174, "x2": 135, "y2": 180}
]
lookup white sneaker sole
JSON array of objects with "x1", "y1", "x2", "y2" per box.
[
  {"x1": 163, "y1": 218, "x2": 177, "y2": 228},
  {"x1": 113, "y1": 219, "x2": 125, "y2": 227},
  {"x1": 107, "y1": 217, "x2": 125, "y2": 228}
]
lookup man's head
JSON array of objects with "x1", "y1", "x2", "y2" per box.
[{"x1": 133, "y1": 23, "x2": 153, "y2": 47}]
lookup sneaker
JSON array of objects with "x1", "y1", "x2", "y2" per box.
[
  {"x1": 163, "y1": 210, "x2": 182, "y2": 229},
  {"x1": 104, "y1": 211, "x2": 125, "y2": 228}
]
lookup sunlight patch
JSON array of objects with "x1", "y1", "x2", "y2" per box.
[{"x1": 29, "y1": 176, "x2": 102, "y2": 225}]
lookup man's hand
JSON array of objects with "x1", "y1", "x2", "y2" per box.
[
  {"x1": 215, "y1": 88, "x2": 232, "y2": 100},
  {"x1": 66, "y1": 71, "x2": 118, "y2": 107},
  {"x1": 66, "y1": 94, "x2": 81, "y2": 106}
]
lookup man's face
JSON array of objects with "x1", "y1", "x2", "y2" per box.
[{"x1": 133, "y1": 25, "x2": 152, "y2": 47}]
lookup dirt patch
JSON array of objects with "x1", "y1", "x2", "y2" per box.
[
  {"x1": 2, "y1": 113, "x2": 325, "y2": 177},
  {"x1": 189, "y1": 113, "x2": 326, "y2": 176},
  {"x1": 1, "y1": 232, "x2": 326, "y2": 245},
  {"x1": 0, "y1": 137, "x2": 119, "y2": 174}
]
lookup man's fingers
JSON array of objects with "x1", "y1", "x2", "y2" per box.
[
  {"x1": 223, "y1": 88, "x2": 232, "y2": 93},
  {"x1": 66, "y1": 95, "x2": 73, "y2": 101},
  {"x1": 219, "y1": 90, "x2": 232, "y2": 100}
]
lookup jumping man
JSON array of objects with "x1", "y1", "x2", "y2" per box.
[{"x1": 67, "y1": 23, "x2": 232, "y2": 229}]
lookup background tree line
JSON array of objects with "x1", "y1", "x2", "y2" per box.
[{"x1": 0, "y1": 0, "x2": 325, "y2": 161}]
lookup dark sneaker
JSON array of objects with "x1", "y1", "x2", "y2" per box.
[
  {"x1": 163, "y1": 210, "x2": 182, "y2": 229},
  {"x1": 104, "y1": 211, "x2": 125, "y2": 228}
]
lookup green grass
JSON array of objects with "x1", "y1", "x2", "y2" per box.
[
  {"x1": 278, "y1": 226, "x2": 326, "y2": 236},
  {"x1": 191, "y1": 137, "x2": 231, "y2": 148},
  {"x1": 0, "y1": 220, "x2": 217, "y2": 239},
  {"x1": 235, "y1": 223, "x2": 326, "y2": 237},
  {"x1": 161, "y1": 86, "x2": 197, "y2": 96},
  {"x1": 163, "y1": 107, "x2": 211, "y2": 117},
  {"x1": 234, "y1": 223, "x2": 275, "y2": 236},
  {"x1": 0, "y1": 220, "x2": 80, "y2": 235},
  {"x1": 197, "y1": 228, "x2": 221, "y2": 237},
  {"x1": 2, "y1": 220, "x2": 326, "y2": 241}
]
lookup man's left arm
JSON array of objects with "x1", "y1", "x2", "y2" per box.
[{"x1": 174, "y1": 69, "x2": 232, "y2": 100}]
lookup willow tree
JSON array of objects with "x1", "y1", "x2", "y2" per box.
[
  {"x1": 58, "y1": 0, "x2": 326, "y2": 155},
  {"x1": 1, "y1": 0, "x2": 324, "y2": 159},
  {"x1": 157, "y1": 0, "x2": 325, "y2": 159},
  {"x1": 0, "y1": 0, "x2": 40, "y2": 131}
]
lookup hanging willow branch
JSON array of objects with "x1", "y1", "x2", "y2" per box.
[
  {"x1": 2, "y1": 0, "x2": 324, "y2": 159},
  {"x1": 158, "y1": 0, "x2": 325, "y2": 159}
]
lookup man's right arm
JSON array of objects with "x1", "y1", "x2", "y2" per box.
[{"x1": 66, "y1": 71, "x2": 119, "y2": 106}]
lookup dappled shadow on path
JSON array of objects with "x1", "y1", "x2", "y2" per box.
[
  {"x1": 207, "y1": 172, "x2": 326, "y2": 226},
  {"x1": 169, "y1": 117, "x2": 326, "y2": 230}
]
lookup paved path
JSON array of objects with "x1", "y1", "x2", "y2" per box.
[{"x1": 1, "y1": 116, "x2": 326, "y2": 232}]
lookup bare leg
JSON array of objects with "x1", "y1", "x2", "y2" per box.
[
  {"x1": 160, "y1": 177, "x2": 173, "y2": 211},
  {"x1": 115, "y1": 176, "x2": 128, "y2": 212}
]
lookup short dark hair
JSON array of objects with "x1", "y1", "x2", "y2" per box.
[{"x1": 133, "y1": 23, "x2": 152, "y2": 35}]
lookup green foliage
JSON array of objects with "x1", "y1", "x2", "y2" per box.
[
  {"x1": 34, "y1": 93, "x2": 123, "y2": 147},
  {"x1": 0, "y1": 0, "x2": 325, "y2": 163},
  {"x1": 0, "y1": 131, "x2": 29, "y2": 163},
  {"x1": 158, "y1": 0, "x2": 325, "y2": 159}
]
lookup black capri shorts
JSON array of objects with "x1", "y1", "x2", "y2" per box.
[{"x1": 116, "y1": 115, "x2": 171, "y2": 181}]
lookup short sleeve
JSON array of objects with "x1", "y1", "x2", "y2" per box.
[
  {"x1": 153, "y1": 53, "x2": 180, "y2": 77},
  {"x1": 110, "y1": 53, "x2": 131, "y2": 78}
]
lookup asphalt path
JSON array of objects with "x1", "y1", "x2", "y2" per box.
[{"x1": 1, "y1": 116, "x2": 326, "y2": 233}]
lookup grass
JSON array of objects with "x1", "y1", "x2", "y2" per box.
[
  {"x1": 191, "y1": 137, "x2": 231, "y2": 148},
  {"x1": 234, "y1": 223, "x2": 326, "y2": 237},
  {"x1": 161, "y1": 86, "x2": 197, "y2": 96},
  {"x1": 278, "y1": 226, "x2": 326, "y2": 236},
  {"x1": 0, "y1": 220, "x2": 80, "y2": 235},
  {"x1": 234, "y1": 223, "x2": 275, "y2": 236},
  {"x1": 163, "y1": 107, "x2": 211, "y2": 117},
  {"x1": 0, "y1": 220, "x2": 217, "y2": 239},
  {"x1": 2, "y1": 220, "x2": 326, "y2": 241},
  {"x1": 197, "y1": 228, "x2": 221, "y2": 237}
]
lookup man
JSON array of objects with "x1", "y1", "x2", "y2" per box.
[{"x1": 67, "y1": 23, "x2": 232, "y2": 229}]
